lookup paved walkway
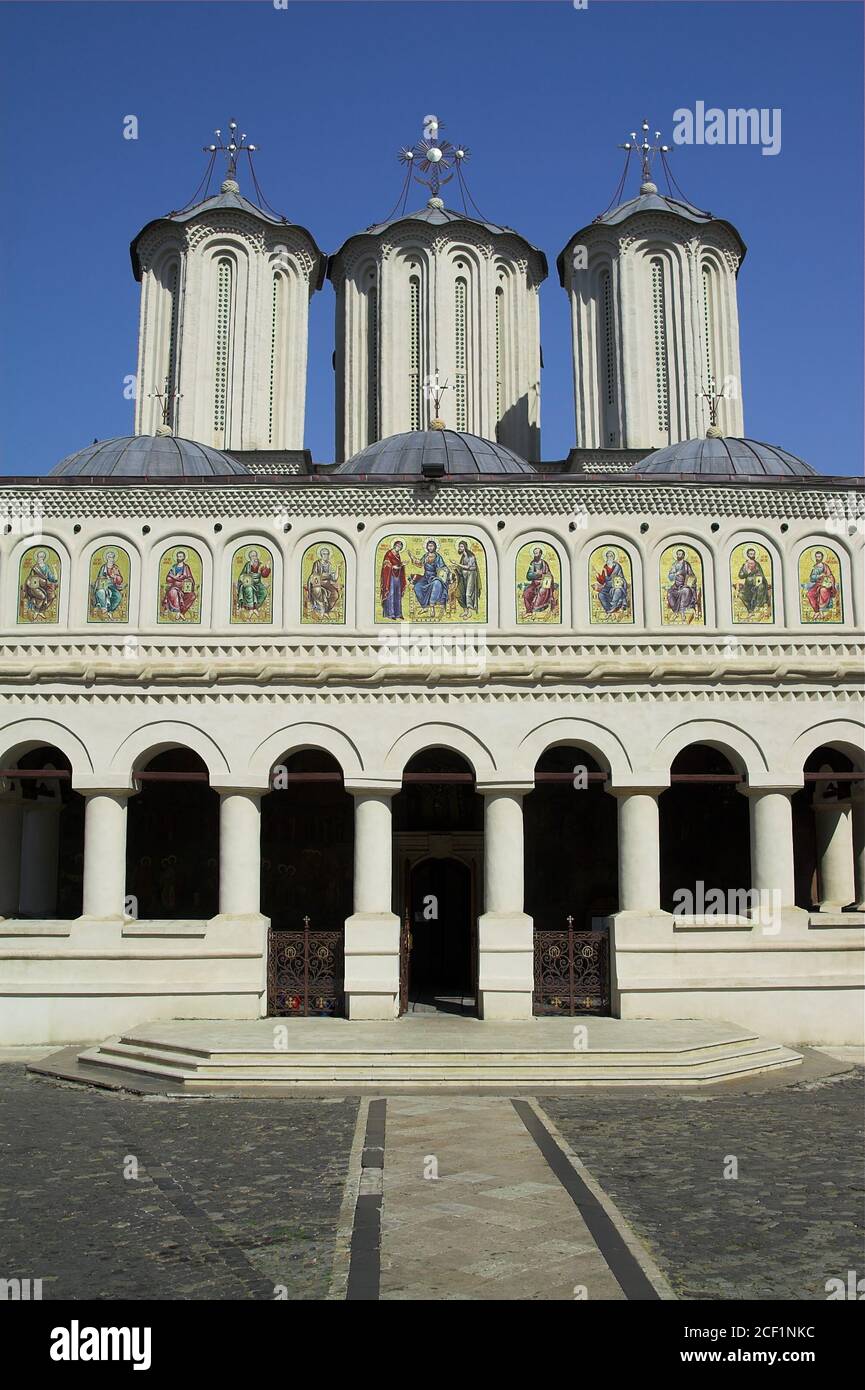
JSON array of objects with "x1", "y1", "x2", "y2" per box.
[
  {"x1": 377, "y1": 1098, "x2": 630, "y2": 1300},
  {"x1": 2, "y1": 1060, "x2": 861, "y2": 1301}
]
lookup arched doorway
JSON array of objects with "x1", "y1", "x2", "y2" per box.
[
  {"x1": 126, "y1": 749, "x2": 219, "y2": 920},
  {"x1": 261, "y1": 749, "x2": 353, "y2": 1015},
  {"x1": 525, "y1": 744, "x2": 616, "y2": 1015},
  {"x1": 393, "y1": 749, "x2": 482, "y2": 1015},
  {"x1": 660, "y1": 745, "x2": 750, "y2": 912},
  {"x1": 0, "y1": 745, "x2": 84, "y2": 919},
  {"x1": 793, "y1": 745, "x2": 860, "y2": 911}
]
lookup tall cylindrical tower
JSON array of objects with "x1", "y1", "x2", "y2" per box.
[
  {"x1": 131, "y1": 152, "x2": 325, "y2": 451},
  {"x1": 558, "y1": 165, "x2": 746, "y2": 450},
  {"x1": 329, "y1": 139, "x2": 547, "y2": 463}
]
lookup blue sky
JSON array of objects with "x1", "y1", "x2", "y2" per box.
[{"x1": 1, "y1": 0, "x2": 862, "y2": 475}]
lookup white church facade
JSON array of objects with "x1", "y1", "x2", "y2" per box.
[{"x1": 1, "y1": 122, "x2": 862, "y2": 1050}]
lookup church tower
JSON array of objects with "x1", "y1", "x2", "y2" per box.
[
  {"x1": 328, "y1": 119, "x2": 547, "y2": 463},
  {"x1": 558, "y1": 121, "x2": 746, "y2": 450},
  {"x1": 131, "y1": 123, "x2": 325, "y2": 451}
]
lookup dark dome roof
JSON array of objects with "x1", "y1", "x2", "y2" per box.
[
  {"x1": 334, "y1": 429, "x2": 536, "y2": 477},
  {"x1": 630, "y1": 436, "x2": 816, "y2": 478},
  {"x1": 51, "y1": 435, "x2": 250, "y2": 478},
  {"x1": 557, "y1": 186, "x2": 746, "y2": 285},
  {"x1": 131, "y1": 187, "x2": 326, "y2": 288},
  {"x1": 329, "y1": 200, "x2": 548, "y2": 282}
]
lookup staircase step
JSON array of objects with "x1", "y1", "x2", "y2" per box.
[{"x1": 77, "y1": 1036, "x2": 802, "y2": 1087}]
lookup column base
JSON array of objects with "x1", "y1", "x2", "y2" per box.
[
  {"x1": 344, "y1": 911, "x2": 400, "y2": 1020},
  {"x1": 477, "y1": 911, "x2": 534, "y2": 1021}
]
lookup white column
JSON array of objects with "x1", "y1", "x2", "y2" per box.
[
  {"x1": 483, "y1": 791, "x2": 525, "y2": 914},
  {"x1": 748, "y1": 789, "x2": 796, "y2": 903},
  {"x1": 477, "y1": 786, "x2": 533, "y2": 1021},
  {"x1": 614, "y1": 789, "x2": 662, "y2": 912},
  {"x1": 815, "y1": 800, "x2": 855, "y2": 911},
  {"x1": 353, "y1": 793, "x2": 394, "y2": 914},
  {"x1": 852, "y1": 782, "x2": 865, "y2": 912},
  {"x1": 0, "y1": 791, "x2": 24, "y2": 918},
  {"x1": 744, "y1": 788, "x2": 797, "y2": 928},
  {"x1": 19, "y1": 801, "x2": 62, "y2": 918},
  {"x1": 81, "y1": 791, "x2": 130, "y2": 918},
  {"x1": 343, "y1": 786, "x2": 400, "y2": 1020},
  {"x1": 217, "y1": 791, "x2": 262, "y2": 917}
]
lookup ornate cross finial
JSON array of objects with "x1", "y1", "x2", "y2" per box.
[
  {"x1": 398, "y1": 114, "x2": 470, "y2": 201},
  {"x1": 697, "y1": 382, "x2": 728, "y2": 436},
  {"x1": 423, "y1": 369, "x2": 450, "y2": 427},
  {"x1": 149, "y1": 378, "x2": 182, "y2": 434},
  {"x1": 204, "y1": 119, "x2": 257, "y2": 188},
  {"x1": 619, "y1": 118, "x2": 670, "y2": 191}
]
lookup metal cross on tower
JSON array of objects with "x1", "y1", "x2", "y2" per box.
[
  {"x1": 619, "y1": 118, "x2": 670, "y2": 186},
  {"x1": 423, "y1": 369, "x2": 451, "y2": 427},
  {"x1": 149, "y1": 379, "x2": 183, "y2": 429},
  {"x1": 398, "y1": 115, "x2": 470, "y2": 199},
  {"x1": 204, "y1": 120, "x2": 257, "y2": 183},
  {"x1": 697, "y1": 382, "x2": 728, "y2": 430}
]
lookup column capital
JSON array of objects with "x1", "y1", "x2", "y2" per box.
[
  {"x1": 736, "y1": 783, "x2": 801, "y2": 799},
  {"x1": 72, "y1": 774, "x2": 137, "y2": 795},
  {"x1": 210, "y1": 777, "x2": 269, "y2": 796},
  {"x1": 606, "y1": 782, "x2": 667, "y2": 799},
  {"x1": 344, "y1": 778, "x2": 401, "y2": 798},
  {"x1": 476, "y1": 780, "x2": 534, "y2": 798},
  {"x1": 813, "y1": 797, "x2": 852, "y2": 813}
]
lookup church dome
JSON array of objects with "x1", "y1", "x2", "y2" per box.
[
  {"x1": 334, "y1": 429, "x2": 536, "y2": 476},
  {"x1": 630, "y1": 435, "x2": 817, "y2": 477},
  {"x1": 51, "y1": 435, "x2": 250, "y2": 478}
]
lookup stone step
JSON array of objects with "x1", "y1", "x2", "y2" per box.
[{"x1": 78, "y1": 1035, "x2": 802, "y2": 1086}]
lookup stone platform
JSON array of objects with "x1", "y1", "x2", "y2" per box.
[{"x1": 31, "y1": 1016, "x2": 803, "y2": 1091}]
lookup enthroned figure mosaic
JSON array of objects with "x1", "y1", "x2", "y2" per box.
[
  {"x1": 516, "y1": 542, "x2": 561, "y2": 623},
  {"x1": 301, "y1": 542, "x2": 346, "y2": 623},
  {"x1": 660, "y1": 543, "x2": 704, "y2": 625},
  {"x1": 730, "y1": 542, "x2": 774, "y2": 623},
  {"x1": 88, "y1": 544, "x2": 130, "y2": 622},
  {"x1": 376, "y1": 535, "x2": 487, "y2": 622},
  {"x1": 157, "y1": 545, "x2": 203, "y2": 623},
  {"x1": 231, "y1": 544, "x2": 274, "y2": 624},
  {"x1": 799, "y1": 545, "x2": 843, "y2": 623},
  {"x1": 18, "y1": 545, "x2": 61, "y2": 623},
  {"x1": 589, "y1": 544, "x2": 634, "y2": 624}
]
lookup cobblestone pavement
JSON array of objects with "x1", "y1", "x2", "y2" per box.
[
  {"x1": 542, "y1": 1069, "x2": 865, "y2": 1301},
  {"x1": 2, "y1": 1064, "x2": 863, "y2": 1301},
  {"x1": 0, "y1": 1068, "x2": 358, "y2": 1300}
]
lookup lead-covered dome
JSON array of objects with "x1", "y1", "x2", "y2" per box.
[
  {"x1": 630, "y1": 435, "x2": 816, "y2": 477},
  {"x1": 51, "y1": 435, "x2": 250, "y2": 478},
  {"x1": 334, "y1": 429, "x2": 536, "y2": 476}
]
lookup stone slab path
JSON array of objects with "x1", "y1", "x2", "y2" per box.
[{"x1": 375, "y1": 1097, "x2": 632, "y2": 1300}]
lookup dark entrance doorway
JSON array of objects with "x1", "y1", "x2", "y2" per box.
[
  {"x1": 407, "y1": 857, "x2": 474, "y2": 1014},
  {"x1": 261, "y1": 750, "x2": 352, "y2": 1016},
  {"x1": 126, "y1": 749, "x2": 218, "y2": 920},
  {"x1": 394, "y1": 748, "x2": 482, "y2": 1015},
  {"x1": 525, "y1": 744, "x2": 616, "y2": 1015}
]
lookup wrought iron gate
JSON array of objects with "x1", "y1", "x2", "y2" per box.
[
  {"x1": 267, "y1": 921, "x2": 344, "y2": 1017},
  {"x1": 398, "y1": 909, "x2": 411, "y2": 1016},
  {"x1": 533, "y1": 923, "x2": 610, "y2": 1016}
]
